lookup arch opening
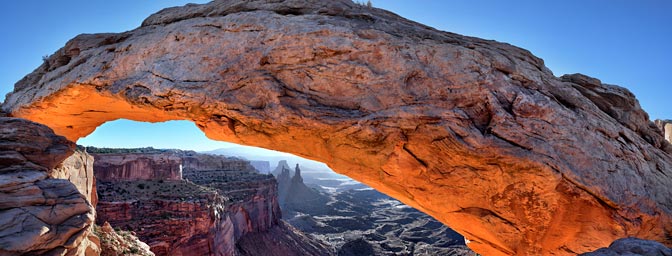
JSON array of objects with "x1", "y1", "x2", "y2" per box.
[{"x1": 82, "y1": 119, "x2": 473, "y2": 255}]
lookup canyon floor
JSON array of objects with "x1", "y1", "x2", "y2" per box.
[{"x1": 259, "y1": 159, "x2": 475, "y2": 255}]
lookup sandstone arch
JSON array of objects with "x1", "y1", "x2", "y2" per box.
[{"x1": 3, "y1": 1, "x2": 672, "y2": 255}]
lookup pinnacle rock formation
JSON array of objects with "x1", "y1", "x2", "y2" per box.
[
  {"x1": 292, "y1": 163, "x2": 303, "y2": 184},
  {"x1": 3, "y1": 0, "x2": 672, "y2": 255}
]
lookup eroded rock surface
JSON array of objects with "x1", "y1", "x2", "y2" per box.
[
  {"x1": 0, "y1": 118, "x2": 98, "y2": 255},
  {"x1": 581, "y1": 237, "x2": 672, "y2": 256},
  {"x1": 3, "y1": 0, "x2": 672, "y2": 255},
  {"x1": 52, "y1": 149, "x2": 98, "y2": 206}
]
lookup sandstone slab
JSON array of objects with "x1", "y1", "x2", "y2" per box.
[{"x1": 3, "y1": 0, "x2": 672, "y2": 255}]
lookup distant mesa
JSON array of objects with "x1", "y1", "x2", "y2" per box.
[{"x1": 249, "y1": 160, "x2": 271, "y2": 174}]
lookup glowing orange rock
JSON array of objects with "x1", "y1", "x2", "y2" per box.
[{"x1": 4, "y1": 0, "x2": 672, "y2": 255}]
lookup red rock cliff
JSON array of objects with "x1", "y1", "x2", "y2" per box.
[
  {"x1": 92, "y1": 152, "x2": 182, "y2": 182},
  {"x1": 95, "y1": 151, "x2": 327, "y2": 255}
]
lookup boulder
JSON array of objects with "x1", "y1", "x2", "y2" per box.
[{"x1": 581, "y1": 237, "x2": 672, "y2": 256}]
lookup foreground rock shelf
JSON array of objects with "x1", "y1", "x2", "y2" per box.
[{"x1": 3, "y1": 0, "x2": 672, "y2": 255}]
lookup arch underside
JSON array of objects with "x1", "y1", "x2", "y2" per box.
[{"x1": 4, "y1": 1, "x2": 672, "y2": 255}]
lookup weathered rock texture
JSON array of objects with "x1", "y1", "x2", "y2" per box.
[
  {"x1": 580, "y1": 237, "x2": 672, "y2": 256},
  {"x1": 52, "y1": 149, "x2": 98, "y2": 206},
  {"x1": 0, "y1": 118, "x2": 98, "y2": 255},
  {"x1": 3, "y1": 0, "x2": 672, "y2": 255}
]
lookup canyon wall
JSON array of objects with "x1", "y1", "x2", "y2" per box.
[
  {"x1": 3, "y1": 0, "x2": 672, "y2": 255},
  {"x1": 0, "y1": 117, "x2": 98, "y2": 256},
  {"x1": 92, "y1": 152, "x2": 182, "y2": 181},
  {"x1": 94, "y1": 150, "x2": 328, "y2": 255},
  {"x1": 96, "y1": 179, "x2": 236, "y2": 255}
]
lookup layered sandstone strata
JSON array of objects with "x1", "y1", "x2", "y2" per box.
[
  {"x1": 92, "y1": 152, "x2": 182, "y2": 181},
  {"x1": 96, "y1": 179, "x2": 234, "y2": 255},
  {"x1": 0, "y1": 117, "x2": 98, "y2": 255},
  {"x1": 4, "y1": 0, "x2": 672, "y2": 254}
]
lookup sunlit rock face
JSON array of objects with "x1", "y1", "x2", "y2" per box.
[
  {"x1": 3, "y1": 0, "x2": 672, "y2": 254},
  {"x1": 0, "y1": 117, "x2": 98, "y2": 256},
  {"x1": 655, "y1": 119, "x2": 672, "y2": 144}
]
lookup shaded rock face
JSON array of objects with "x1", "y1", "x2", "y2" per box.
[
  {"x1": 272, "y1": 160, "x2": 293, "y2": 177},
  {"x1": 276, "y1": 163, "x2": 330, "y2": 214},
  {"x1": 3, "y1": 0, "x2": 672, "y2": 255},
  {"x1": 235, "y1": 220, "x2": 333, "y2": 256},
  {"x1": 275, "y1": 161, "x2": 293, "y2": 206},
  {"x1": 580, "y1": 237, "x2": 672, "y2": 256},
  {"x1": 337, "y1": 238, "x2": 375, "y2": 256},
  {"x1": 0, "y1": 118, "x2": 98, "y2": 256},
  {"x1": 92, "y1": 153, "x2": 182, "y2": 182}
]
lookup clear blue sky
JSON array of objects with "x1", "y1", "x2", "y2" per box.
[{"x1": 1, "y1": 0, "x2": 670, "y2": 151}]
